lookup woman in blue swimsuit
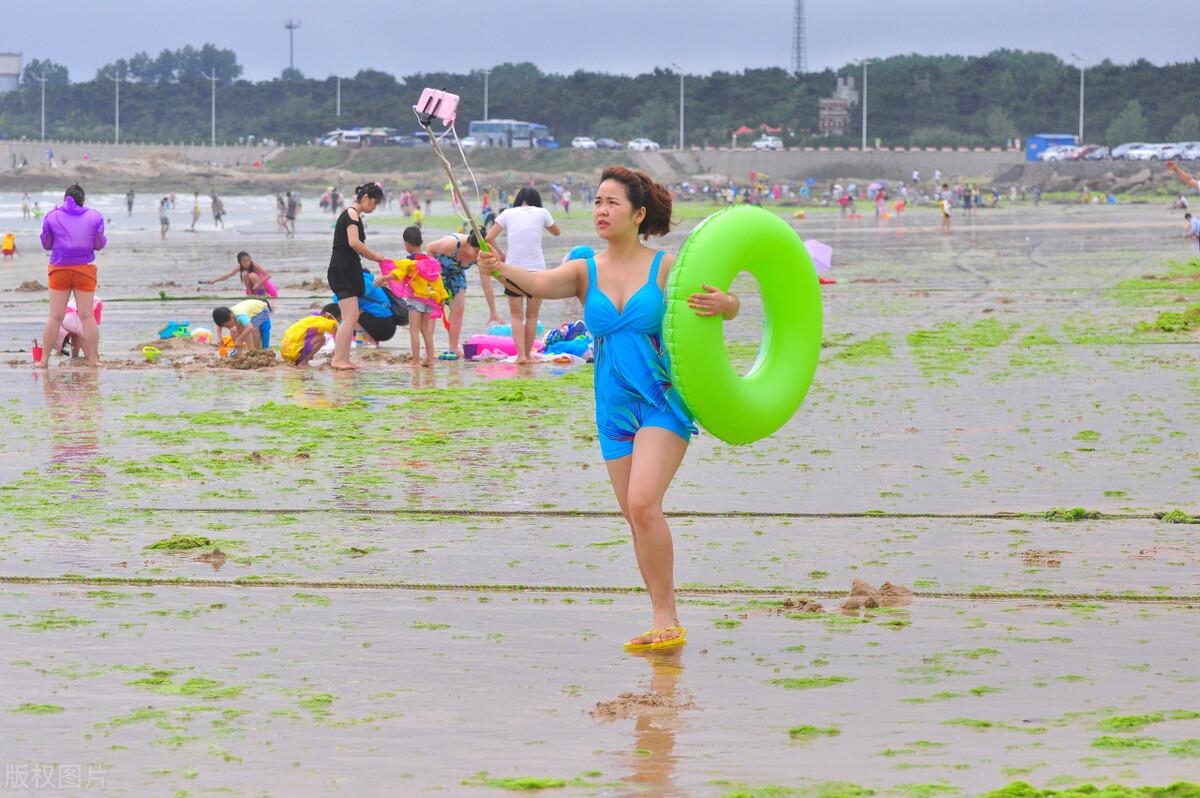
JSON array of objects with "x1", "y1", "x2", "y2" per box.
[{"x1": 480, "y1": 166, "x2": 741, "y2": 649}]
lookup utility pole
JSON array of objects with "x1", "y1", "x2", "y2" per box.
[
  {"x1": 336, "y1": 76, "x2": 341, "y2": 118},
  {"x1": 36, "y1": 71, "x2": 47, "y2": 142},
  {"x1": 671, "y1": 63, "x2": 685, "y2": 150},
  {"x1": 1071, "y1": 52, "x2": 1085, "y2": 143},
  {"x1": 481, "y1": 68, "x2": 490, "y2": 119},
  {"x1": 285, "y1": 19, "x2": 301, "y2": 73},
  {"x1": 204, "y1": 70, "x2": 218, "y2": 146},
  {"x1": 859, "y1": 58, "x2": 871, "y2": 151},
  {"x1": 111, "y1": 67, "x2": 122, "y2": 144}
]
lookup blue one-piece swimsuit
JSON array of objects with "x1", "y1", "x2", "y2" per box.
[{"x1": 584, "y1": 251, "x2": 696, "y2": 460}]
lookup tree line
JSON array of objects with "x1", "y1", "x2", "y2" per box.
[{"x1": 2, "y1": 46, "x2": 1197, "y2": 148}]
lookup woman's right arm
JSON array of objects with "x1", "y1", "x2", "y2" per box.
[
  {"x1": 40, "y1": 217, "x2": 53, "y2": 251},
  {"x1": 204, "y1": 268, "x2": 238, "y2": 284},
  {"x1": 346, "y1": 213, "x2": 384, "y2": 263},
  {"x1": 93, "y1": 217, "x2": 107, "y2": 251},
  {"x1": 479, "y1": 250, "x2": 584, "y2": 300},
  {"x1": 1167, "y1": 161, "x2": 1200, "y2": 189}
]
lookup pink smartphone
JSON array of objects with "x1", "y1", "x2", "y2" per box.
[{"x1": 414, "y1": 89, "x2": 459, "y2": 126}]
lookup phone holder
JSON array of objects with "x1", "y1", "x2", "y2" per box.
[{"x1": 414, "y1": 88, "x2": 459, "y2": 127}]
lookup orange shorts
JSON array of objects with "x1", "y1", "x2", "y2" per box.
[{"x1": 48, "y1": 265, "x2": 97, "y2": 293}]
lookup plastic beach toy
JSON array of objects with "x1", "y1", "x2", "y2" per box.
[
  {"x1": 663, "y1": 205, "x2": 822, "y2": 445},
  {"x1": 142, "y1": 345, "x2": 162, "y2": 362},
  {"x1": 159, "y1": 320, "x2": 190, "y2": 339}
]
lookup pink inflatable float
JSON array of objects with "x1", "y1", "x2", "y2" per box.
[
  {"x1": 465, "y1": 334, "x2": 544, "y2": 359},
  {"x1": 54, "y1": 298, "x2": 103, "y2": 352}
]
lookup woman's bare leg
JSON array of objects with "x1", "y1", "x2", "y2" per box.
[
  {"x1": 508, "y1": 295, "x2": 528, "y2": 364},
  {"x1": 37, "y1": 289, "x2": 71, "y2": 369},
  {"x1": 524, "y1": 297, "x2": 542, "y2": 360},
  {"x1": 447, "y1": 293, "x2": 465, "y2": 355},
  {"x1": 330, "y1": 297, "x2": 360, "y2": 369},
  {"x1": 73, "y1": 290, "x2": 100, "y2": 366},
  {"x1": 623, "y1": 427, "x2": 688, "y2": 643}
]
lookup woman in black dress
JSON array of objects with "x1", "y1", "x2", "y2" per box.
[{"x1": 328, "y1": 183, "x2": 386, "y2": 370}]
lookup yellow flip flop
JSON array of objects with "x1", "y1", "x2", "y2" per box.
[{"x1": 624, "y1": 626, "x2": 687, "y2": 652}]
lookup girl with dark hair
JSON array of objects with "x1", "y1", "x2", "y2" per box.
[
  {"x1": 200, "y1": 252, "x2": 278, "y2": 297},
  {"x1": 327, "y1": 182, "x2": 386, "y2": 370},
  {"x1": 480, "y1": 166, "x2": 740, "y2": 649},
  {"x1": 37, "y1": 184, "x2": 106, "y2": 368},
  {"x1": 485, "y1": 185, "x2": 561, "y2": 363}
]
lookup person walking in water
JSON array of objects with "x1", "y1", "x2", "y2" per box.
[
  {"x1": 125, "y1": 188, "x2": 135, "y2": 217},
  {"x1": 37, "y1": 184, "x2": 106, "y2": 368},
  {"x1": 326, "y1": 182, "x2": 387, "y2": 370},
  {"x1": 480, "y1": 166, "x2": 740, "y2": 649},
  {"x1": 211, "y1": 192, "x2": 225, "y2": 229}
]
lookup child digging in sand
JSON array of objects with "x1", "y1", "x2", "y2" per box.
[
  {"x1": 280, "y1": 303, "x2": 341, "y2": 366},
  {"x1": 212, "y1": 298, "x2": 272, "y2": 352}
]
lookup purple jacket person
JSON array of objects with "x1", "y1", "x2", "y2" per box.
[{"x1": 41, "y1": 194, "x2": 106, "y2": 266}]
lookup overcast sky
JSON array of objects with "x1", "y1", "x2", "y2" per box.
[{"x1": 5, "y1": 0, "x2": 1194, "y2": 80}]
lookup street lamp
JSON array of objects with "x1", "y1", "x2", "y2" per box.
[
  {"x1": 475, "y1": 67, "x2": 491, "y2": 119},
  {"x1": 36, "y1": 71, "x2": 47, "y2": 142},
  {"x1": 1071, "y1": 52, "x2": 1085, "y2": 143},
  {"x1": 204, "y1": 70, "x2": 218, "y2": 146},
  {"x1": 857, "y1": 58, "x2": 872, "y2": 151},
  {"x1": 671, "y1": 63, "x2": 685, "y2": 150},
  {"x1": 109, "y1": 67, "x2": 122, "y2": 144}
]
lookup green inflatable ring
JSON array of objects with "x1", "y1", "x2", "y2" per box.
[{"x1": 664, "y1": 205, "x2": 822, "y2": 445}]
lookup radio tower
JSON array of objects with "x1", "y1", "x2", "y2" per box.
[
  {"x1": 791, "y1": 0, "x2": 807, "y2": 74},
  {"x1": 284, "y1": 19, "x2": 301, "y2": 72}
]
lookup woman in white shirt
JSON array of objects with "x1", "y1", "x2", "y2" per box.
[{"x1": 485, "y1": 188, "x2": 562, "y2": 363}]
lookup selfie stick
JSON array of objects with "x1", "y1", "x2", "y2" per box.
[{"x1": 414, "y1": 102, "x2": 532, "y2": 298}]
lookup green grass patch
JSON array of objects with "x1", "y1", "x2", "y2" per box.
[
  {"x1": 1043, "y1": 507, "x2": 1100, "y2": 522},
  {"x1": 9, "y1": 703, "x2": 64, "y2": 714},
  {"x1": 145, "y1": 535, "x2": 212, "y2": 550},
  {"x1": 769, "y1": 676, "x2": 853, "y2": 690},
  {"x1": 788, "y1": 725, "x2": 841, "y2": 739},
  {"x1": 907, "y1": 318, "x2": 1019, "y2": 379}
]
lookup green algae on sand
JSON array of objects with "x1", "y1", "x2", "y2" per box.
[
  {"x1": 788, "y1": 725, "x2": 841, "y2": 739},
  {"x1": 983, "y1": 782, "x2": 1200, "y2": 798},
  {"x1": 769, "y1": 676, "x2": 853, "y2": 690},
  {"x1": 9, "y1": 703, "x2": 64, "y2": 714},
  {"x1": 145, "y1": 535, "x2": 212, "y2": 550}
]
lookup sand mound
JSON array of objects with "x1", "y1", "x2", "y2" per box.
[
  {"x1": 17, "y1": 280, "x2": 46, "y2": 292},
  {"x1": 289, "y1": 278, "x2": 328, "y2": 291},
  {"x1": 590, "y1": 690, "x2": 696, "y2": 721},
  {"x1": 841, "y1": 579, "x2": 913, "y2": 611},
  {"x1": 219, "y1": 349, "x2": 278, "y2": 370}
]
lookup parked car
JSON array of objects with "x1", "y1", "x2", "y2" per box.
[
  {"x1": 458, "y1": 136, "x2": 478, "y2": 148},
  {"x1": 1125, "y1": 143, "x2": 1166, "y2": 161},
  {"x1": 627, "y1": 138, "x2": 660, "y2": 152},
  {"x1": 1068, "y1": 145, "x2": 1107, "y2": 160},
  {"x1": 1039, "y1": 145, "x2": 1076, "y2": 162},
  {"x1": 1178, "y1": 143, "x2": 1200, "y2": 161},
  {"x1": 571, "y1": 136, "x2": 597, "y2": 150},
  {"x1": 1082, "y1": 145, "x2": 1111, "y2": 160},
  {"x1": 752, "y1": 135, "x2": 784, "y2": 151},
  {"x1": 1158, "y1": 143, "x2": 1185, "y2": 160},
  {"x1": 1111, "y1": 142, "x2": 1147, "y2": 159},
  {"x1": 391, "y1": 135, "x2": 418, "y2": 148},
  {"x1": 595, "y1": 137, "x2": 623, "y2": 150}
]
